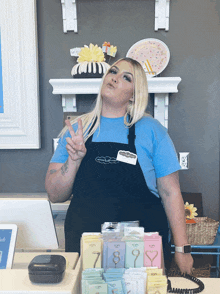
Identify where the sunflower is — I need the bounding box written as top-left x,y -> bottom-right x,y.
184,202 -> 198,219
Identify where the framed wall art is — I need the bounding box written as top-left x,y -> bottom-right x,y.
0,0 -> 40,149
0,29 -> 3,114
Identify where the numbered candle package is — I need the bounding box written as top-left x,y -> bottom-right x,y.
125,240 -> 144,268
81,233 -> 103,271
103,241 -> 126,270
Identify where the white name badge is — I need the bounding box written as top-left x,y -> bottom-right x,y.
117,150 -> 137,165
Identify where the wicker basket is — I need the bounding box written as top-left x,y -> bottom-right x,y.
186,217 -> 219,245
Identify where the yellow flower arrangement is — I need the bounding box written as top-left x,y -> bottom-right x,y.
184,202 -> 198,219
77,43 -> 105,63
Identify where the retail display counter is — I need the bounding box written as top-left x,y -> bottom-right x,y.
1,252 -> 220,293
0,195 -> 220,293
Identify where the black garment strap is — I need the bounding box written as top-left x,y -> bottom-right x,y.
127,115 -> 136,147
85,116 -> 98,145
127,124 -> 136,147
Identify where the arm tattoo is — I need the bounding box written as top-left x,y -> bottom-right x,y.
49,169 -> 57,174
61,160 -> 69,176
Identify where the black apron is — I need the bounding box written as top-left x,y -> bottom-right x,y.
64,121 -> 172,267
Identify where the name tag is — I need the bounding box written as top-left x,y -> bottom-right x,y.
116,150 -> 137,165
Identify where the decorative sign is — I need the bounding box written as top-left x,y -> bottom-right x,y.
126,38 -> 170,78
0,28 -> 3,113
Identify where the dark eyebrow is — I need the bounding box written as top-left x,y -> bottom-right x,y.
112,65 -> 133,77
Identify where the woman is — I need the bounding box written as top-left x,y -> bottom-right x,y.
45,57 -> 193,274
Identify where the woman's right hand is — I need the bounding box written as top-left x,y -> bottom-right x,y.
65,118 -> 87,163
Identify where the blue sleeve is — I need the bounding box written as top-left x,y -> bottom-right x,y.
50,131 -> 70,163
49,123 -> 78,163
153,133 -> 181,178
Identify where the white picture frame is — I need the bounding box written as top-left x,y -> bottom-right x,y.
0,0 -> 40,149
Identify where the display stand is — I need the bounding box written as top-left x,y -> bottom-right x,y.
1,253 -> 220,293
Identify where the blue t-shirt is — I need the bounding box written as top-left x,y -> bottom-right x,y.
50,115 -> 181,198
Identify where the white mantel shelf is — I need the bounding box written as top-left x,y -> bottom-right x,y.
49,77 -> 181,128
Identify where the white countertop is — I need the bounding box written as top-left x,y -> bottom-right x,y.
169,277 -> 220,294
0,252 -> 81,294
0,269 -> 79,294
0,193 -> 70,212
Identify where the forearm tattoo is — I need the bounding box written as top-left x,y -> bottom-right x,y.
61,160 -> 69,176
49,169 -> 57,174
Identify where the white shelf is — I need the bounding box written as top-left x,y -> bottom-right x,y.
49,77 -> 181,128
60,0 -> 171,33
49,77 -> 181,94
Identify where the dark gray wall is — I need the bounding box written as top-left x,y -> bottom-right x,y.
0,0 -> 219,220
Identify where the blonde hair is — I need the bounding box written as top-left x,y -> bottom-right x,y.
59,57 -> 149,141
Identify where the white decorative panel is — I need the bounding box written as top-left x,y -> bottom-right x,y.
155,0 -> 170,31
61,0 -> 77,33
0,0 -> 40,149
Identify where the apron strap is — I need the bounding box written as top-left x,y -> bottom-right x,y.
127,123 -> 136,147
85,116 -> 98,145
127,115 -> 136,147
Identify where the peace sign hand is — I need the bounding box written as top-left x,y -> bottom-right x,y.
65,118 -> 87,163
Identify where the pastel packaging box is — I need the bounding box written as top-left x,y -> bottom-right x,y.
88,283 -> 108,294
144,233 -> 162,268
106,241 -> 125,269
81,234 -> 103,270
125,241 -> 144,268
102,241 -> 108,271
